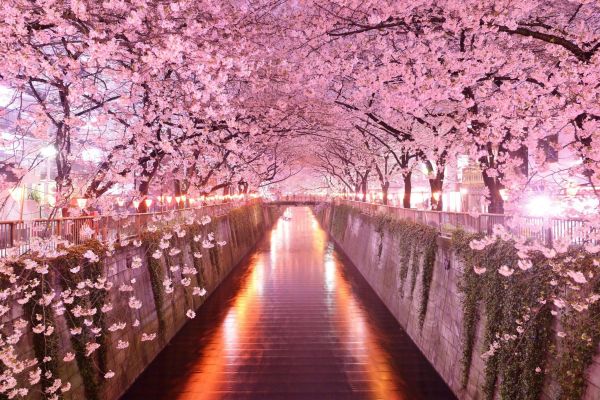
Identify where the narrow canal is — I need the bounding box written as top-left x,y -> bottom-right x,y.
123,207 -> 456,400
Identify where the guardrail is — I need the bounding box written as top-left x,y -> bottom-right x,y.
0,195 -> 591,257
0,200 -> 254,258
334,199 -> 590,245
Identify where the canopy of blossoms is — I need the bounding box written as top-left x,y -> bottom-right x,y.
0,0 -> 599,398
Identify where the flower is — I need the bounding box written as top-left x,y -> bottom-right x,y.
69,266 -> 81,273
517,259 -> 532,271
557,331 -> 566,338
70,327 -> 82,335
193,252 -> 202,259
201,216 -> 211,225
567,270 -> 587,284
131,256 -> 142,269
186,309 -> 196,319
152,250 -> 162,259
473,266 -> 486,275
141,332 -> 157,342
128,296 -> 142,309
119,284 -> 134,292
83,250 -> 99,263
104,371 -> 115,379
553,299 -> 566,308
117,340 -> 129,349
85,342 -> 101,357
469,238 -> 492,251
193,287 -> 207,297
498,265 -> 514,277
108,322 -> 126,332
29,368 -> 41,385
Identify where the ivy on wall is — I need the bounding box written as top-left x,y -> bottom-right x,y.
330,204 -> 438,329
9,258 -> 63,399
140,231 -> 168,338
326,204 -> 600,399
54,239 -> 109,400
0,204 -> 270,400
452,229 -> 600,400
555,279 -> 600,400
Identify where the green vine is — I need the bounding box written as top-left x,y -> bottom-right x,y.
54,239 -> 108,400
452,230 -> 557,400
330,205 -> 438,329
13,259 -> 62,399
140,231 -> 167,337
556,271 -> 600,400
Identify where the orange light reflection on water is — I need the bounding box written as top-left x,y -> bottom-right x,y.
176,207 -> 406,399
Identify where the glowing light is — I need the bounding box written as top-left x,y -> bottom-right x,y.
76,198 -> 87,209
499,189 -> 508,201
181,194 -> 187,203
566,185 -> 578,197
117,198 -> 125,207
81,147 -> 102,162
525,195 -> 562,216
8,187 -> 23,201
39,145 -> 57,158
166,196 -> 173,204
132,199 -> 140,209
144,198 -> 153,208
432,191 -> 441,202
460,187 -> 468,195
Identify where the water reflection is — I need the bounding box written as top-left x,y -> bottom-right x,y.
124,207 -> 456,400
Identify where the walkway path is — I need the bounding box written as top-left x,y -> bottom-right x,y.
123,207 -> 456,399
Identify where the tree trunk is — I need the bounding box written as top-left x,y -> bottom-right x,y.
361,180 -> 367,202
428,176 -> 444,211
382,181 -> 390,205
402,171 -> 412,208
482,172 -> 505,214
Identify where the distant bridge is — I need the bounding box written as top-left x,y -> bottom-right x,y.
266,195 -> 327,205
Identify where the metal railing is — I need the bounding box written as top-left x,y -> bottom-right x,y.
0,194 -> 591,257
0,200 -> 255,258
334,199 -> 590,245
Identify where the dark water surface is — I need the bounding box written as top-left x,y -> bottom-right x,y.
123,207 -> 456,400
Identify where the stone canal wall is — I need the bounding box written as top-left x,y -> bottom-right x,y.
3,203 -> 280,400
314,203 -> 600,400
99,204 -> 281,400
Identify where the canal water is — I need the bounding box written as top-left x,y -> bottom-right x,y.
123,207 -> 456,400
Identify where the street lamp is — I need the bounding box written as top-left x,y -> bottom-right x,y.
132,199 -> 140,209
